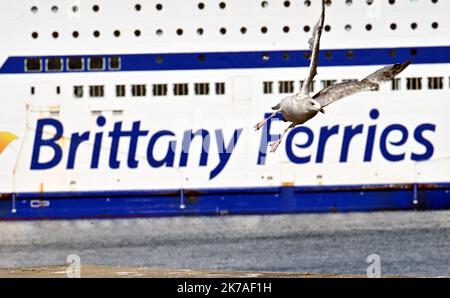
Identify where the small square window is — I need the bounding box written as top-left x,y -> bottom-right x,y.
153,84 -> 168,96
174,83 -> 189,96
131,84 -> 146,97
391,78 -> 401,91
428,77 -> 443,90
88,57 -> 105,70
263,81 -> 273,94
300,80 -> 315,92
109,57 -> 121,70
215,82 -> 225,95
89,85 -> 104,97
279,81 -> 294,94
25,58 -> 42,72
74,86 -> 83,98
46,58 -> 63,71
407,78 -> 422,90
116,85 -> 126,97
195,83 -> 209,95
67,57 -> 84,71
321,80 -> 337,89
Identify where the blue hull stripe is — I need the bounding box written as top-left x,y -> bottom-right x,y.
1,183 -> 449,220
1,46 -> 449,74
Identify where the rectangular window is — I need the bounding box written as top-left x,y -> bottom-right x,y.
428,77 -> 443,90
73,86 -> 83,98
116,85 -> 126,97
300,80 -> 315,92
215,82 -> 226,95
195,83 -> 210,95
88,57 -> 104,70
25,58 -> 42,72
174,83 -> 189,96
263,81 -> 273,94
321,80 -> 337,89
67,57 -> 84,71
342,79 -> 358,83
46,58 -> 63,71
109,57 -> 121,70
407,78 -> 422,90
30,86 -> 35,95
279,81 -> 294,94
153,84 -> 168,96
391,78 -> 401,91
56,86 -> 61,94
132,84 -> 146,97
89,85 -> 104,97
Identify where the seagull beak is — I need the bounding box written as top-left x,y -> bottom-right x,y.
319,108 -> 325,114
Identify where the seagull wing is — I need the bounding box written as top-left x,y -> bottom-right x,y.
300,0 -> 325,95
313,60 -> 412,108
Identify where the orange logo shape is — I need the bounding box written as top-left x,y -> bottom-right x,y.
0,132 -> 18,155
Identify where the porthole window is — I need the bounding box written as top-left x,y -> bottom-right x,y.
67,57 -> 84,71
52,31 -> 59,39
114,30 -> 121,37
72,31 -> 79,38
92,5 -> 99,12
31,6 -> 38,13
135,4 -> 142,11
134,29 -> 141,37
31,32 -> 39,39
156,3 -> 163,10
93,30 -> 100,38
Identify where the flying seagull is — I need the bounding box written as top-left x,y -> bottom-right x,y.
254,0 -> 411,153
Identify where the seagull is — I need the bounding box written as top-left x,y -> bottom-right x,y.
254,0 -> 411,153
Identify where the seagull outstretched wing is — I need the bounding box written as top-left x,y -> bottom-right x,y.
300,0 -> 326,95
313,60 -> 411,108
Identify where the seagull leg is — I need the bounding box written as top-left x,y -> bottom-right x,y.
254,111 -> 278,131
269,123 -> 295,153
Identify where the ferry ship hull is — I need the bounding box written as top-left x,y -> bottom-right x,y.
0,1 -> 449,220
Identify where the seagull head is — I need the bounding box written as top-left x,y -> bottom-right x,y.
309,99 -> 325,114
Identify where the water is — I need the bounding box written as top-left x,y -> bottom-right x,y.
0,210 -> 449,277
